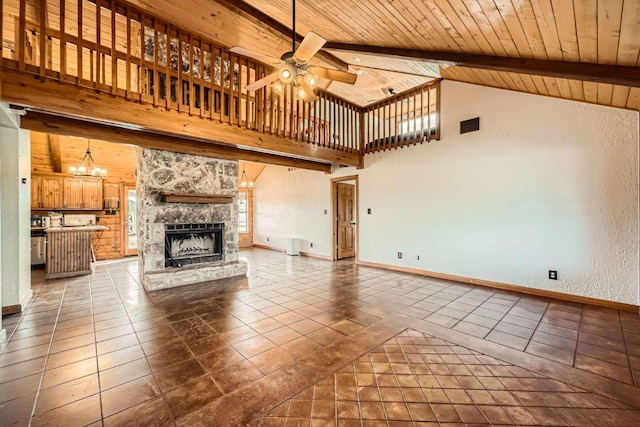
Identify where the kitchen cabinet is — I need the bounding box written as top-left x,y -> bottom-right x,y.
63,177 -> 103,209
31,175 -> 63,209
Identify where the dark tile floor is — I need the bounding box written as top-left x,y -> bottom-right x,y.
0,248 -> 639,426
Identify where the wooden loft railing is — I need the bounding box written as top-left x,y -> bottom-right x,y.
363,81 -> 440,154
0,0 -> 440,165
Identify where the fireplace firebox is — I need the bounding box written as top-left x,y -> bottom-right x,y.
165,223 -> 223,268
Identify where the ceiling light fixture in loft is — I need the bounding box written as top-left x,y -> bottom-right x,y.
230,0 -> 358,103
69,142 -> 107,178
240,164 -> 253,188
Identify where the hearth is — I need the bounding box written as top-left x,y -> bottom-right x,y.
165,223 -> 223,268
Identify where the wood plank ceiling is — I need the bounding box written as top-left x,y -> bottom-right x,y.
94,0 -> 640,110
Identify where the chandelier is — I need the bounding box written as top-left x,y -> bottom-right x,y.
69,142 -> 107,177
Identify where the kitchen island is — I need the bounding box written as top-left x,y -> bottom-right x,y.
45,225 -> 108,279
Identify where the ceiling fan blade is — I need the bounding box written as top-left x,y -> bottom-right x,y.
293,31 -> 326,62
245,72 -> 279,92
229,46 -> 280,66
313,67 -> 358,85
300,80 -> 317,102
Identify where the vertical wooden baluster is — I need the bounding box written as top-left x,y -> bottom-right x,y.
152,20 -> 159,106
177,31 -> 183,111
77,0 -> 84,83
395,99 -> 400,149
257,64 -> 263,132
364,109 -> 369,153
220,49 -> 227,121
111,2 -> 116,93
38,0 -> 46,78
199,40 -> 204,118
208,45 -> 215,120
188,33 -> 193,115
163,25 -> 169,109
420,87 -> 424,142
125,6 -> 131,98
232,54 -> 238,125
384,100 -> 389,151
59,0 -> 66,80
244,58 -> 250,128
138,18 -> 144,101
95,0 -> 101,86
426,86 -> 431,142
435,83 -> 441,140
18,0 -> 25,71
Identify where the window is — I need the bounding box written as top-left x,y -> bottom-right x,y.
238,191 -> 248,233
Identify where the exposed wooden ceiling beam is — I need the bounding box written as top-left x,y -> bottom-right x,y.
0,68 -> 361,167
21,112 -> 332,173
47,134 -> 62,173
214,0 -> 348,72
323,43 -> 640,88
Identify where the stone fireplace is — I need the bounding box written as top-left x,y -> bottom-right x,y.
136,148 -> 247,291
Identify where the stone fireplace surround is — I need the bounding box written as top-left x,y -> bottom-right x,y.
136,148 -> 247,291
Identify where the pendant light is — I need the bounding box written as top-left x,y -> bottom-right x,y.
69,141 -> 107,177
240,164 -> 253,188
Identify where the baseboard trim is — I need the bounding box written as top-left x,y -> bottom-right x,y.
252,245 -> 333,261
299,251 -> 333,261
1,305 -> 21,315
356,260 -> 639,313
252,244 -> 285,252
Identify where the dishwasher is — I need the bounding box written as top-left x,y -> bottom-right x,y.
31,230 -> 46,266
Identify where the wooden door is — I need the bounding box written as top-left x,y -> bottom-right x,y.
337,183 -> 355,259
123,185 -> 138,256
82,178 -> 103,210
63,178 -> 84,209
31,176 -> 42,209
41,177 -> 63,209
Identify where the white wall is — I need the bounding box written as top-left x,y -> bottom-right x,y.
0,108 -> 32,315
254,81 -> 640,305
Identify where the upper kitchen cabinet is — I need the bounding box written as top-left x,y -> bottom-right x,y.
63,177 -> 103,210
31,175 -> 63,210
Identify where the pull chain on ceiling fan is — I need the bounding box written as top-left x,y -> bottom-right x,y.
230,0 -> 358,102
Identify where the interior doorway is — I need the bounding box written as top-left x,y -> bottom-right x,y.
332,175 -> 358,260
123,185 -> 138,256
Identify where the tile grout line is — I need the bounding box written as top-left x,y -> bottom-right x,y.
522,299 -> 551,354
27,279 -> 69,427
617,310 -> 636,387
88,273 -> 106,425
572,304 -> 585,368
104,265 -> 178,426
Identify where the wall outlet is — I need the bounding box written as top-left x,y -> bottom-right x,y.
324,209 -> 327,215
267,237 -> 270,242
549,270 -> 557,280
310,242 -> 313,248
417,255 -> 420,260
397,252 -> 402,259
367,208 -> 372,214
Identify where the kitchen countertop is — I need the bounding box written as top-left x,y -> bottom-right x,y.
45,225 -> 109,233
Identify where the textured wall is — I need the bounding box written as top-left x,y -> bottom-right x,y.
136,148 -> 245,290
254,81 -> 640,304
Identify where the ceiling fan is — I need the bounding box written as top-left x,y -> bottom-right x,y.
229,0 -> 358,102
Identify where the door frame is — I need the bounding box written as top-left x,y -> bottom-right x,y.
121,183 -> 137,257
331,175 -> 359,261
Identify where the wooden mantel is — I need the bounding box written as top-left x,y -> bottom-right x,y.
159,192 -> 234,204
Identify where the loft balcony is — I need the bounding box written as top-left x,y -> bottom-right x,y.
0,0 -> 440,169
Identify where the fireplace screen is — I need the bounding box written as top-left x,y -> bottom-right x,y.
165,223 -> 223,268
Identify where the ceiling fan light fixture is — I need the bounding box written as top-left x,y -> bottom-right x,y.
272,80 -> 284,94
296,85 -> 307,100
278,64 -> 296,84
303,72 -> 318,88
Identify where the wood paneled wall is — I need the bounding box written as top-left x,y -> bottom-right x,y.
30,131 -> 136,260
